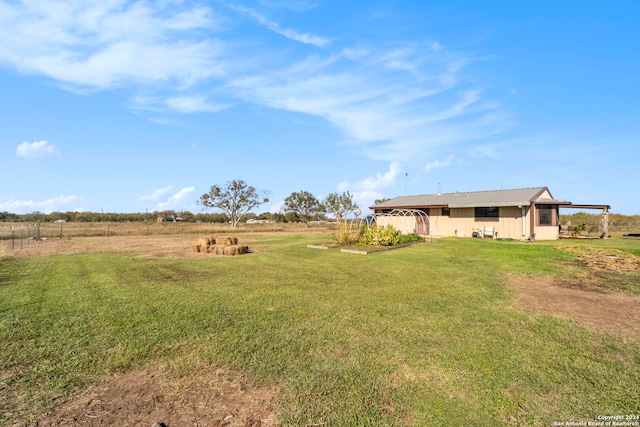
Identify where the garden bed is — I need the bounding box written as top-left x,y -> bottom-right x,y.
308,241 -> 427,254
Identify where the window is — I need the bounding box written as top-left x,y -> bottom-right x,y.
537,204 -> 557,226
475,207 -> 499,221
442,207 -> 450,217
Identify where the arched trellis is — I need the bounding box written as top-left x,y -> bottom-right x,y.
368,209 -> 431,239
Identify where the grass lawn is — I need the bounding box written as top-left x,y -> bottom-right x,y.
1,234 -> 639,426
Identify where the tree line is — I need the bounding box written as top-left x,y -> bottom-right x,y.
1,179 -> 361,228
560,212 -> 640,233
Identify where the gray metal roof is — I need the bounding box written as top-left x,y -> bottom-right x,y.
371,187 -> 571,209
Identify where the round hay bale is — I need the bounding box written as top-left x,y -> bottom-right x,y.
192,245 -> 203,253
197,237 -> 208,247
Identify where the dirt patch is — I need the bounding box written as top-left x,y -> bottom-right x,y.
514,276 -> 640,342
31,363 -> 280,427
513,247 -> 640,342
11,235 -> 259,259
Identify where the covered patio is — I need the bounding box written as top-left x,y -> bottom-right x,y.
559,204 -> 611,239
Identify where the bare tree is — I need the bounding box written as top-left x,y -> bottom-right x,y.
199,179 -> 269,228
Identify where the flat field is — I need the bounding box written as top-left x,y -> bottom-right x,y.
1,231 -> 639,426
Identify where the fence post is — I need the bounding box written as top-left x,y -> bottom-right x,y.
59,221 -> 63,239
12,227 -> 15,251
35,222 -> 41,241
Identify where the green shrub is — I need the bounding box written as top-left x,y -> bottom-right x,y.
398,233 -> 424,244
358,224 -> 400,246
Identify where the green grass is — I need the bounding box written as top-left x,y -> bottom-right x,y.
1,235 -> 639,426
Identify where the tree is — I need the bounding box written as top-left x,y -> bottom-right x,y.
198,179 -> 269,228
283,191 -> 324,227
324,191 -> 358,222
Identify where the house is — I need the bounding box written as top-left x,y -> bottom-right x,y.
370,187 -> 610,241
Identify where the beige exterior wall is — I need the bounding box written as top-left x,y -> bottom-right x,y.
431,206 -> 531,239
533,225 -> 558,240
375,215 -> 421,235
374,204 -> 559,240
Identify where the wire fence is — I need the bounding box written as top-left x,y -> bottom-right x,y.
0,221 -> 333,254
0,224 -> 39,253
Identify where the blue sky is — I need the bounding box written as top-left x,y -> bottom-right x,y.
1,1 -> 639,216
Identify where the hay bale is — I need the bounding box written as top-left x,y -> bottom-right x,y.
216,236 -> 238,246
198,236 -> 218,246
193,235 -> 248,255
221,245 -> 249,255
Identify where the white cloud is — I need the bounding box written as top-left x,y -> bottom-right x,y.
139,186 -> 196,210
336,162 -> 402,213
230,45 -> 506,162
16,140 -> 59,158
165,96 -> 228,114
0,1 -> 508,162
424,155 -> 454,173
157,187 -> 196,209
338,161 -> 401,192
138,186 -> 174,202
0,194 -> 81,214
0,1 -> 225,91
229,5 -> 329,47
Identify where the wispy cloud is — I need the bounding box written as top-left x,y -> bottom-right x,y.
138,186 -> 174,203
230,45 -> 506,162
1,1 -> 508,166
424,155 -> 454,173
0,1 -> 225,91
139,186 -> 195,210
0,194 -> 81,214
16,140 -> 59,158
228,4 -> 329,47
165,96 -> 228,114
158,186 -> 195,210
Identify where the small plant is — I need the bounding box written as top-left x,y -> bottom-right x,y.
333,221 -> 360,245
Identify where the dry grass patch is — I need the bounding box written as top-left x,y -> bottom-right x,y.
558,246 -> 640,273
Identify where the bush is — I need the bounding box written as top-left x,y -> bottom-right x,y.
333,221 -> 360,245
398,233 -> 424,244
358,225 -> 400,246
